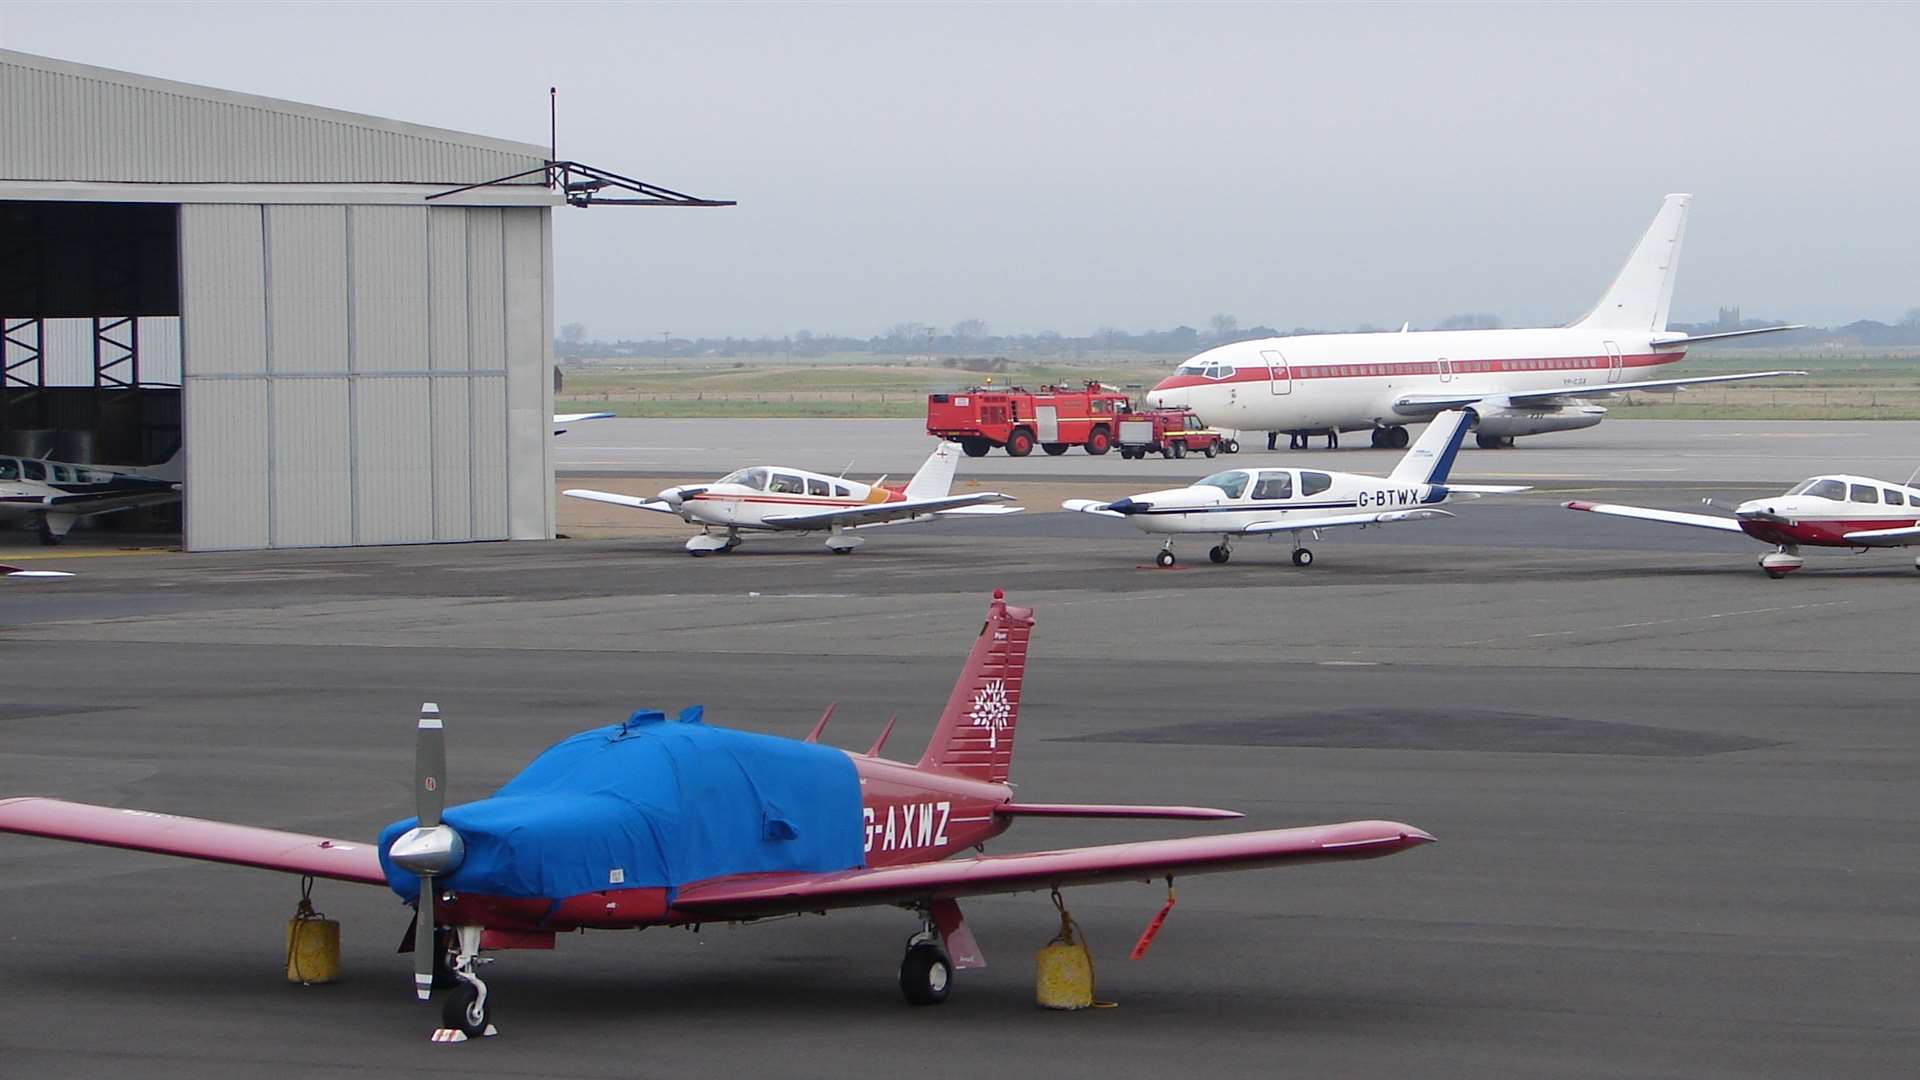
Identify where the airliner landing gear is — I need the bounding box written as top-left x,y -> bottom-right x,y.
1155,540 -> 1177,568
1760,546 -> 1804,579
1291,546 -> 1314,567
434,925 -> 496,1042
1370,426 -> 1410,449
1476,433 -> 1516,449
1208,539 -> 1232,564
900,925 -> 953,1006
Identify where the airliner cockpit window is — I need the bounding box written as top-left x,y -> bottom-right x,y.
720,468 -> 769,490
1802,479 -> 1844,500
0,459 -> 17,481
1195,471 -> 1249,499
1214,365 -> 1234,378
1849,484 -> 1879,504
1301,471 -> 1333,496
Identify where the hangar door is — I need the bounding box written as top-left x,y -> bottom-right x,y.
178,204 -> 552,550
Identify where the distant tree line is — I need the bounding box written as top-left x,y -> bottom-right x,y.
556,308 -> 1920,360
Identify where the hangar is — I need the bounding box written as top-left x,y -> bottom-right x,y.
0,48 -> 725,551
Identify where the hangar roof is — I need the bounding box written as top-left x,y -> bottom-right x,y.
1,49 -> 556,204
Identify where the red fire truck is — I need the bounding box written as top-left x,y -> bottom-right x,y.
926,381 -> 1134,456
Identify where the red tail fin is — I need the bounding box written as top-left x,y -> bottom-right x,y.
917,590 -> 1033,783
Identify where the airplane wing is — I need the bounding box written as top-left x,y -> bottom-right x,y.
1841,524 -> 1920,545
554,412 -> 614,435
1240,508 -> 1453,534
760,493 -> 1021,529
0,797 -> 389,886
29,485 -> 181,517
1563,500 -> 1747,533
671,820 -> 1433,919
1393,370 -> 1806,415
993,803 -> 1243,821
2,564 -> 76,578
561,488 -> 679,514
1061,499 -> 1127,518
1438,484 -> 1532,496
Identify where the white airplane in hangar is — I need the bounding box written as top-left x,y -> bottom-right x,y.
0,450 -> 180,545
1063,409 -> 1527,567
564,439 -> 1023,555
1145,194 -> 1805,450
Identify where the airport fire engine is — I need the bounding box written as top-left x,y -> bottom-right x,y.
926,381 -> 1133,457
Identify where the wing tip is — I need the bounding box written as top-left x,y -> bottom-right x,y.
1564,500 -> 1596,511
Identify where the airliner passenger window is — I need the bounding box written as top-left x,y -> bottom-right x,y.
770,473 -> 804,495
0,459 -> 16,481
1195,471 -> 1248,499
1849,484 -> 1878,504
1252,471 -> 1292,500
807,478 -> 829,496
22,460 -> 46,481
1301,471 -> 1332,496
1803,479 -> 1844,500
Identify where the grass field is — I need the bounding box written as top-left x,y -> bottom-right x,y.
556,349 -> 1920,421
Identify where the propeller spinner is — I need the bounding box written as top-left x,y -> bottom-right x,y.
387,703 -> 464,1000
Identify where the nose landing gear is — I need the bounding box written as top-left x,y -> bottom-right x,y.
1759,546 -> 1803,579
430,925 -> 497,1043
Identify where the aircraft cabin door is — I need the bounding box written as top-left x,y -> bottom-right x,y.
1438,357 -> 1453,383
1262,350 -> 1291,395
1604,341 -> 1623,383
1036,405 -> 1060,443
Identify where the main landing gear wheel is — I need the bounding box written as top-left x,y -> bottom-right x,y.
1208,545 -> 1231,564
1292,547 -> 1314,567
1388,426 -> 1410,449
1475,433 -> 1515,449
1155,549 -> 1177,568
900,941 -> 953,1006
441,981 -> 493,1038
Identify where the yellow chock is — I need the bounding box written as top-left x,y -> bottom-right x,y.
1035,889 -> 1095,1010
285,877 -> 341,985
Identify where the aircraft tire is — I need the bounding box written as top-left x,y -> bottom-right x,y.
1208,545 -> 1230,564
1155,550 -> 1176,568
441,982 -> 492,1038
1292,547 -> 1314,567
1223,438 -> 1240,454
900,942 -> 953,1006
1370,428 -> 1386,448
1389,427 -> 1411,449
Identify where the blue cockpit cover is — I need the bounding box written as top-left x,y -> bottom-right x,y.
378,707 -> 864,902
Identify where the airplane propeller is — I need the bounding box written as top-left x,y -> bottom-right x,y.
1703,496 -> 1794,526
387,703 -> 465,1001
658,485 -> 708,509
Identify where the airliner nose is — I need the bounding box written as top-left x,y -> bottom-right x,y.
1146,381 -> 1183,409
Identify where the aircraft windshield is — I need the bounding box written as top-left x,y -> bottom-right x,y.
1195,471 -> 1249,498
1799,478 -> 1844,500
719,468 -> 768,490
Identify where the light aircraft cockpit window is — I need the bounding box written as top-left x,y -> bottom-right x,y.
1252,471 -> 1293,500
1784,480 -> 1814,496
835,484 -> 851,498
807,478 -> 829,496
0,459 -> 17,481
1849,484 -> 1879,504
1802,479 -> 1844,500
1883,489 -> 1902,505
1300,471 -> 1333,496
1910,492 -> 1920,507
52,464 -> 73,482
21,460 -> 46,481
1194,471 -> 1249,499
720,468 -> 769,490
769,473 -> 805,495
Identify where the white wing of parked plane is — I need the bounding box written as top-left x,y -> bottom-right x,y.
561,488 -> 678,514
761,493 -> 1022,529
1242,508 -> 1454,534
1061,499 -> 1127,518
1394,369 -> 1808,415
553,412 -> 614,435
1841,524 -> 1920,545
1562,500 -> 1746,532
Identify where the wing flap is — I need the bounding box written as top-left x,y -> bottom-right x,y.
671,820 -> 1433,918
561,488 -> 678,514
0,797 -> 388,886
1563,500 -> 1746,533
1241,509 -> 1453,534
761,492 -> 1016,528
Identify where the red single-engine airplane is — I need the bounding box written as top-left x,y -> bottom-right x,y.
0,591 -> 1433,1042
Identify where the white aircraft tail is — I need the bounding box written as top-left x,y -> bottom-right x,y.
904,440 -> 961,500
1387,411 -> 1473,486
1569,193 -> 1689,333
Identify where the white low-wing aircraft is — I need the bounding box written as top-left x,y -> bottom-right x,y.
553,412 -> 613,435
1145,195 -> 1804,448
565,440 -> 1023,555
0,450 -> 181,545
1565,474 -> 1920,578
1063,410 -> 1527,567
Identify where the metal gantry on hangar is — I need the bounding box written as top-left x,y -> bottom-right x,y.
0,48 -> 727,551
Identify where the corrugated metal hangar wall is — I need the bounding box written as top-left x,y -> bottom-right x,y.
1,48 -> 559,550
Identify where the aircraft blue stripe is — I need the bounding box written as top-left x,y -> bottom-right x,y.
1423,417 -> 1469,484
1135,500 -> 1360,516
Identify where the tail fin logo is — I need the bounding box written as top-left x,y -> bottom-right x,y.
968,679 -> 1013,749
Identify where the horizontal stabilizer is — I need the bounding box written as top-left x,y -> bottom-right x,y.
1653,325 -> 1804,347
994,803 -> 1244,821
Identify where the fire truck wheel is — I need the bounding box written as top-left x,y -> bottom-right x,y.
1208,545 -> 1230,564
1171,442 -> 1186,459
1155,550 -> 1176,568
1042,442 -> 1069,456
1006,428 -> 1035,457
960,438 -> 991,458
1159,446 -> 1172,459
1085,428 -> 1112,455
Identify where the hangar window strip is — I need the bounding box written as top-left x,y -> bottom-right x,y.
426,161 -> 735,209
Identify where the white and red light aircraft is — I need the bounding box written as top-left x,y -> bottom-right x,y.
0,592 -> 1433,1040
1145,194 -> 1804,449
564,439 -> 1022,555
1565,475 -> 1920,577
1065,409 -> 1527,566
0,449 -> 181,545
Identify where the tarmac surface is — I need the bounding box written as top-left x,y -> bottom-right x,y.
3,422 -> 1918,1078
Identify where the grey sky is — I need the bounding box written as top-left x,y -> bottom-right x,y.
4,1 -> 1916,339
